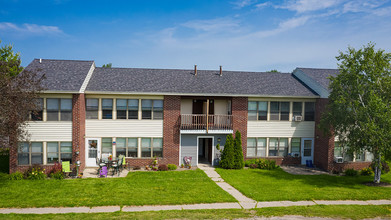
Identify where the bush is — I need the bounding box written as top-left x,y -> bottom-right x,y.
220,134 -> 235,169
344,168 -> 358,176
370,161 -> 390,174
158,164 -> 168,171
24,165 -> 46,180
360,167 -> 373,176
233,130 -> 244,169
50,171 -> 64,180
167,164 -> 177,170
249,164 -> 258,169
49,163 -> 62,175
9,171 -> 24,180
245,159 -> 257,167
133,166 -> 141,170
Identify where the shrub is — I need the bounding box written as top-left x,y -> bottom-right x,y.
245,159 -> 257,167
360,167 -> 373,176
24,165 -> 46,180
50,171 -> 64,180
370,161 -> 390,174
233,130 -> 244,169
249,164 -> 258,169
220,134 -> 235,169
49,163 -> 62,175
167,164 -> 177,170
133,166 -> 141,170
158,164 -> 168,171
9,171 -> 24,180
344,168 -> 358,176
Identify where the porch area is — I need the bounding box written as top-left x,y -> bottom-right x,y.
180,114 -> 233,133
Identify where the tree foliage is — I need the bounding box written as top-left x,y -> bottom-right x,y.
0,41 -> 43,150
233,130 -> 244,169
102,63 -> 112,68
220,134 -> 235,169
321,43 -> 391,183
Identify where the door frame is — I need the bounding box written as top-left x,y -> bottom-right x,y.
85,138 -> 101,167
301,138 -> 314,165
196,136 -> 214,166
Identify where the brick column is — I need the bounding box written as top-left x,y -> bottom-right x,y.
8,136 -> 17,173
162,96 -> 181,165
232,97 -> 248,157
72,94 -> 86,173
314,98 -> 334,171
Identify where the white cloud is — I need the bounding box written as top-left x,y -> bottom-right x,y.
251,15 -> 310,38
0,22 -> 63,35
255,2 -> 271,9
181,18 -> 241,33
232,0 -> 258,9
276,0 -> 342,13
372,5 -> 391,16
343,0 -> 386,13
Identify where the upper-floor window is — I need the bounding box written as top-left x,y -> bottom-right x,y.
30,98 -> 43,121
248,101 -> 268,121
304,102 -> 315,121
18,142 -> 43,165
102,99 -> 113,119
86,98 -> 99,119
116,99 -> 139,120
142,100 -> 163,120
270,102 -> 290,121
47,98 -> 72,121
292,102 -> 302,119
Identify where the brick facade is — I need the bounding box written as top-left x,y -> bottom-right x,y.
72,93 -> 86,173
232,97 -> 248,157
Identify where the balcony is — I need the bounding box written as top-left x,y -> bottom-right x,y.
180,114 -> 233,134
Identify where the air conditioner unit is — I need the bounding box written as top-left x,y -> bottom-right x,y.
335,157 -> 344,163
294,116 -> 303,122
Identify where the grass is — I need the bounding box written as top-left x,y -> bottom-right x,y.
0,169 -> 236,208
216,168 -> 391,201
0,205 -> 390,219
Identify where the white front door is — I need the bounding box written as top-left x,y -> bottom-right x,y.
85,138 -> 101,167
301,138 -> 314,165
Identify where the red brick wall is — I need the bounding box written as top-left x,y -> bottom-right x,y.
245,156 -> 301,165
314,98 -> 335,171
72,94 -> 86,173
332,162 -> 371,173
232,97 -> 248,158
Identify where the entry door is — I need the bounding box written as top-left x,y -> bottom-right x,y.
301,138 -> 314,165
85,138 -> 101,167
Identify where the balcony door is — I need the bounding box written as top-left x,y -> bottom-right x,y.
192,99 -> 214,115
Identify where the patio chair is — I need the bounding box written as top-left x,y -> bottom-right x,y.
184,156 -> 192,168
122,156 -> 128,171
99,166 -> 108,178
96,158 -> 107,175
112,156 -> 123,176
62,161 -> 71,176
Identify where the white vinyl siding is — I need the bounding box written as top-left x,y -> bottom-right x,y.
85,120 -> 163,137
247,121 -> 315,138
24,122 -> 72,141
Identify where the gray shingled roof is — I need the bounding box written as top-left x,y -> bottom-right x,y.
85,67 -> 318,97
297,68 -> 340,91
24,59 -> 94,91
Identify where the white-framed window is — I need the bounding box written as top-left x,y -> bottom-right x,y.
246,138 -> 267,157
291,138 -> 301,155
304,102 -> 315,121
270,102 -> 290,121
292,102 -> 302,119
86,98 -> 99,119
116,138 -> 138,157
334,142 -> 372,162
248,101 -> 268,121
102,138 -> 113,154
30,98 -> 43,121
116,99 -> 139,120
141,137 -> 163,158
142,100 -> 163,120
47,142 -> 72,164
268,138 -> 288,157
47,98 -> 72,121
102,99 -> 113,119
18,142 -> 43,165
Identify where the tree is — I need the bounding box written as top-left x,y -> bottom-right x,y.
269,69 -> 279,73
102,63 -> 112,68
0,41 -> 43,159
321,43 -> 391,183
233,130 -> 244,169
220,134 -> 235,169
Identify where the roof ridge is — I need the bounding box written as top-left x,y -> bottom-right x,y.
34,58 -> 94,62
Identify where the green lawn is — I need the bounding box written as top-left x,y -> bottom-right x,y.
216,168 -> 391,201
0,205 -> 390,219
0,169 -> 236,208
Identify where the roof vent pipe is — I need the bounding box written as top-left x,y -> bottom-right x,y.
194,65 -> 197,76
219,65 -> 222,76
39,58 -> 42,63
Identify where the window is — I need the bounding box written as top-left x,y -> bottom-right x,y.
248,101 -> 267,121
247,138 -> 256,157
115,138 -> 138,157
86,98 -> 99,119
268,138 -> 288,157
334,142 -> 353,161
270,102 -> 290,121
47,98 -> 72,121
102,99 -> 113,119
141,138 -> 163,158
30,98 -> 43,121
18,142 -> 43,165
257,138 -> 267,157
293,102 -> 302,119
116,99 -> 139,120
47,142 -> 72,164
291,138 -> 301,155
304,102 -> 315,121
102,138 -> 112,154
142,100 -> 163,120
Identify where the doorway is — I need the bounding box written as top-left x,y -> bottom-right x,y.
301,138 -> 314,165
198,137 -> 213,164
85,138 -> 101,167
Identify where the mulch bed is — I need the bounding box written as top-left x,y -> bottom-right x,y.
363,182 -> 391,187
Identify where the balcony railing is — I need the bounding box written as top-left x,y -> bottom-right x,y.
180,114 -> 233,132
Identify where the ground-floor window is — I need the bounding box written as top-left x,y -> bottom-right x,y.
334,142 -> 372,162
141,138 -> 163,158
18,142 -> 43,165
116,138 -> 138,158
247,138 -> 266,157
102,138 -> 113,154
247,137 -> 303,158
47,142 -> 72,164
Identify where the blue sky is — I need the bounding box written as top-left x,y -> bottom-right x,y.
1,0 -> 391,72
